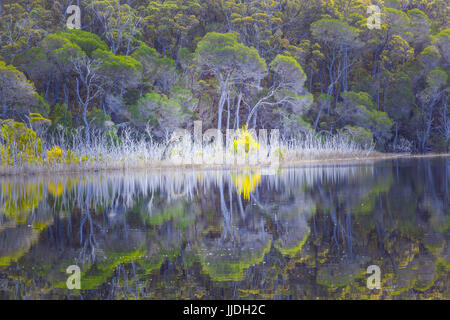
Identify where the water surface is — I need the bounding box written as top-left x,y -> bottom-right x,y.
0,157 -> 449,299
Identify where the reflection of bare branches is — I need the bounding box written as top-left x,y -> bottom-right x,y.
79,198 -> 98,265
219,183 -> 233,243
106,262 -> 141,300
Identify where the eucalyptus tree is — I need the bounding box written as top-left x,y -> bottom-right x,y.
132,91 -> 191,138
132,43 -> 179,95
0,0 -> 50,61
225,0 -> 285,60
141,0 -> 201,57
92,48 -> 142,114
336,91 -> 393,147
90,0 -> 142,55
194,32 -> 267,131
358,7 -> 411,109
406,9 -> 432,52
246,54 -> 313,134
384,72 -> 414,147
433,29 -> 450,66
416,67 -> 448,152
310,19 -> 361,105
0,60 -> 41,119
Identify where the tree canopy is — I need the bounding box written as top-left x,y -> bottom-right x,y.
0,0 -> 448,152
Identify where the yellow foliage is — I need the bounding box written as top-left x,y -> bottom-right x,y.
1,182 -> 43,224
233,125 -> 259,155
48,181 -> 64,197
65,149 -> 79,165
232,169 -> 261,200
46,145 -> 64,164
0,119 -> 43,166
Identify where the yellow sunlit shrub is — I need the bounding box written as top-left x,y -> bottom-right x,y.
46,145 -> 64,164
233,125 -> 259,155
0,119 -> 43,166
81,155 -> 89,163
65,149 -> 79,165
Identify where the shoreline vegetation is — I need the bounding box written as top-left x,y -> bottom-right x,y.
0,116 -> 448,177
2,153 -> 448,177
0,114 -> 450,177
1,2 -> 449,177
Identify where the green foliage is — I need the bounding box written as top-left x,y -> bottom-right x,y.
340,125 -> 374,147
341,91 -> 375,110
49,103 -> 73,129
426,67 -> 448,89
88,107 -> 111,128
0,60 -> 41,117
195,32 -> 267,79
105,128 -> 122,147
311,19 -> 360,47
58,30 -> 108,57
94,49 -> 142,74
132,91 -> 190,136
337,92 -> 393,146
367,110 -> 394,146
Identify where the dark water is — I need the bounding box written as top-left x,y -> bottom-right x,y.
0,157 -> 448,300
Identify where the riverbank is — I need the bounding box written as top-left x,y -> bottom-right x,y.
1,152 -> 448,177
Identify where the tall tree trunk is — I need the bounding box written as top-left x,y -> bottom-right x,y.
44,75 -> 51,101
217,87 -> 227,131
217,76 -> 230,131
83,101 -> 90,143
76,77 -> 91,143
55,74 -> 61,105
63,82 -> 69,110
393,122 -> 398,148
1,89 -> 7,118
314,105 -> 323,130
234,92 -> 242,129
343,48 -> 348,93
226,94 -> 231,131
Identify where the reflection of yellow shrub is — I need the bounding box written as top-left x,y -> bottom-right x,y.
1,182 -> 43,224
232,170 -> 261,200
48,181 -> 64,197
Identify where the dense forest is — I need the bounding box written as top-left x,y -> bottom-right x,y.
0,0 -> 449,156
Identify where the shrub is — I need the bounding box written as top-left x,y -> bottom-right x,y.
46,145 -> 64,164
340,126 -> 374,147
0,119 -> 43,166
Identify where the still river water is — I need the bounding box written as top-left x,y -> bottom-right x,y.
0,157 -> 448,299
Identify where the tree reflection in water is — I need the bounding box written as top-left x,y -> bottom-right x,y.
0,158 -> 448,299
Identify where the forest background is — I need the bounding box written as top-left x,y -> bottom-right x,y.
0,0 -> 448,161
